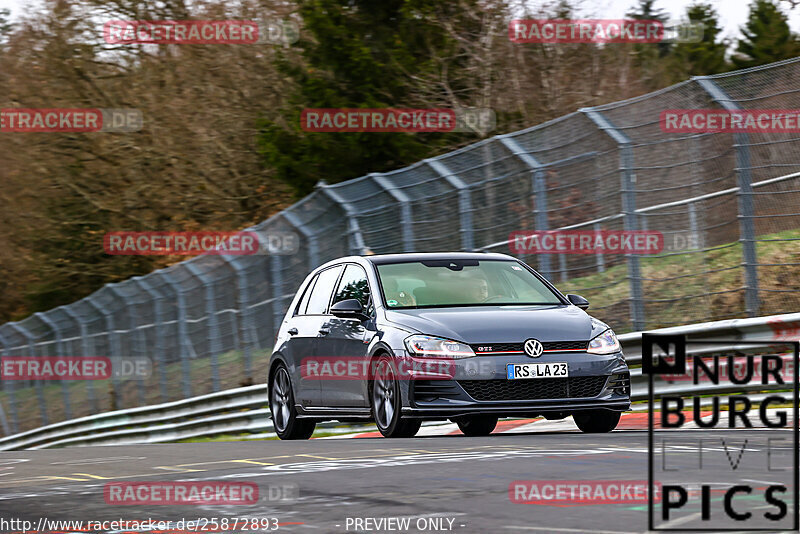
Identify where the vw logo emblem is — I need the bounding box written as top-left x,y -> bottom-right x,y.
524,339 -> 544,358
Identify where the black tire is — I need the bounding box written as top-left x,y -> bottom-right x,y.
270,365 -> 315,440
456,415 -> 498,436
370,355 -> 421,438
573,410 -> 621,433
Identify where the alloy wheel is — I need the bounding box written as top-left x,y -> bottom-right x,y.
271,367 -> 292,433
372,359 -> 397,429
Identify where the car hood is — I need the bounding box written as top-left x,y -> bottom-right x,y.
383,304 -> 595,343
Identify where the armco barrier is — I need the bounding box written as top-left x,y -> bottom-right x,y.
0,312 -> 797,450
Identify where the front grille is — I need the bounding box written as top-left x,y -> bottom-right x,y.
470,340 -> 589,353
544,340 -> 590,351
458,376 -> 608,401
570,376 -> 608,397
470,342 -> 522,353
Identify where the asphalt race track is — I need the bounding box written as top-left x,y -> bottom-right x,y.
0,423 -> 795,534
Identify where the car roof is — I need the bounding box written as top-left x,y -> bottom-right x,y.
364,252 -> 516,265
311,252 -> 517,272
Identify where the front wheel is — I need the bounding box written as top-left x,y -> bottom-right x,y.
455,415 -> 498,436
371,356 -> 421,438
270,365 -> 315,440
573,410 -> 621,433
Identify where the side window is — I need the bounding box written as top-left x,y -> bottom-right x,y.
332,264 -> 371,310
305,266 -> 343,315
295,274 -> 318,315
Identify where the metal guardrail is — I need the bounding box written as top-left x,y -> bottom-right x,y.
622,313 -> 798,401
0,384 -> 270,450
0,312 -> 797,451
618,311 -> 800,365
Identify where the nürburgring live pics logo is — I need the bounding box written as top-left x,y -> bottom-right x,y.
643,333 -> 799,531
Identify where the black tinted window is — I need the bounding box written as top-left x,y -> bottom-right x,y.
305,266 -> 343,314
332,264 -> 371,310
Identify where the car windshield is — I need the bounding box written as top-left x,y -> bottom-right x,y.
376,259 -> 563,309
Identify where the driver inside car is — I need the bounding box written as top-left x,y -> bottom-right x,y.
470,277 -> 489,302
383,276 -> 416,307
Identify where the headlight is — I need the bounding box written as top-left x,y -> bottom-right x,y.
587,329 -> 620,355
404,335 -> 475,359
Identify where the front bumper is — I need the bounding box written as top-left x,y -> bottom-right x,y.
394,349 -> 630,418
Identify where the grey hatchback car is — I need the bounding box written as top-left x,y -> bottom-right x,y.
268,252 -> 630,439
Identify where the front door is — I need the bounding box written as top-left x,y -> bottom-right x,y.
291,265 -> 343,408
318,264 -> 375,407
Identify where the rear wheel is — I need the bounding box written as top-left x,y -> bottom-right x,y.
371,356 -> 421,438
270,365 -> 315,440
455,415 -> 498,436
573,410 -> 620,433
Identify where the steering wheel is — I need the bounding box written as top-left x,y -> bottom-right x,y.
482,295 -> 508,303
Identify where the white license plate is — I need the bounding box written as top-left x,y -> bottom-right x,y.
507,362 -> 568,380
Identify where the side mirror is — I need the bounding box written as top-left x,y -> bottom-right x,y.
330,299 -> 369,320
567,294 -> 590,310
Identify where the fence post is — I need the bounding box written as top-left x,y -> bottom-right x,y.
269,254 -> 286,340
8,323 -> 48,426
35,313 -> 71,420
688,203 -> 700,248
425,159 -> 475,251
185,263 -> 222,393
317,182 -> 368,255
0,332 -> 19,434
160,272 -> 193,399
581,108 -> 645,331
219,256 -> 253,381
558,253 -> 568,281
593,222 -> 605,273
695,76 -> 760,316
85,296 -> 123,411
370,172 -> 415,252
497,135 -> 552,278
282,211 -> 320,268
106,285 -> 146,406
133,278 -> 168,403
0,397 -> 9,437
62,306 -> 99,413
